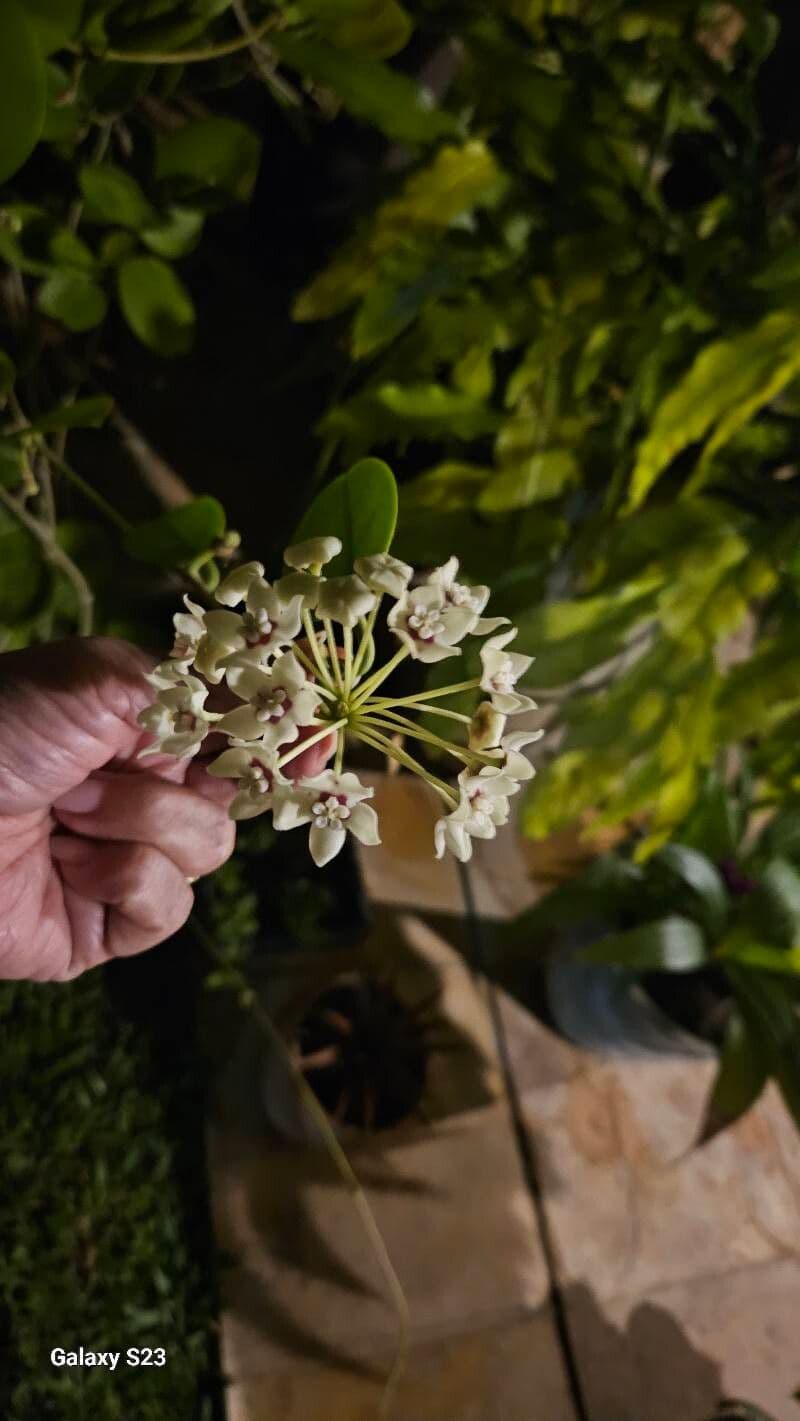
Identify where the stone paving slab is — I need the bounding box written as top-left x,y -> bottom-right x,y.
225,1309 -> 577,1421
566,1261 -> 800,1421
522,1062 -> 800,1303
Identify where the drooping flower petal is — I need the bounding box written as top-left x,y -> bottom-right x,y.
215,561 -> 265,608
283,536 -> 342,571
316,574 -> 376,628
498,728 -> 544,782
479,629 -> 536,714
354,553 -> 413,600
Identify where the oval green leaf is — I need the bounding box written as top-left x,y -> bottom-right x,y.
37,271 -> 108,332
580,915 -> 708,972
696,1008 -> 767,1148
0,0 -> 46,182
117,256 -> 195,356
123,496 -> 226,567
291,458 -> 398,577
79,163 -> 158,230
154,117 -> 261,200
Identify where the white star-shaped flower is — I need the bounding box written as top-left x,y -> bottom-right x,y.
434,766 -> 519,862
207,744 -> 291,821
426,556 -> 508,635
223,577 -> 304,672
272,769 -> 380,866
138,674 -> 216,759
217,651 -> 320,749
479,629 -> 537,713
387,585 -> 477,663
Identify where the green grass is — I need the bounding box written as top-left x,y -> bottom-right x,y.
0,959 -> 219,1420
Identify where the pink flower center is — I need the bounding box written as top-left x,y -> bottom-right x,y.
243,609 -> 274,646
254,688 -> 288,723
408,603 -> 445,642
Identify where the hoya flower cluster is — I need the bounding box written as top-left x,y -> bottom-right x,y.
138,539 -> 542,867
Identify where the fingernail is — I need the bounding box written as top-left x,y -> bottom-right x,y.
54,779 -> 105,815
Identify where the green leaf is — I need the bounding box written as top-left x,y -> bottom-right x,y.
652,843 -> 729,942
290,458 -> 397,578
123,496 -> 225,567
580,915 -> 708,971
141,206 -> 203,259
728,964 -> 800,1130
154,117 -> 261,200
28,396 -> 114,433
478,449 -> 579,512
296,0 -> 412,57
751,245 -> 800,290
26,0 -> 83,55
505,854 -> 646,944
749,859 -> 800,949
0,0 -> 46,182
0,349 -> 15,396
696,1008 -> 767,1147
0,507 -> 46,622
79,164 -> 158,229
117,256 -> 195,356
627,311 -> 800,510
37,271 -> 108,331
271,34 -> 458,144
675,768 -> 741,861
376,382 -> 500,440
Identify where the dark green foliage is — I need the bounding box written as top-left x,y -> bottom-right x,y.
0,969 -> 217,1420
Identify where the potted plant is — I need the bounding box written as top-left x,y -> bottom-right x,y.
505,765 -> 800,1143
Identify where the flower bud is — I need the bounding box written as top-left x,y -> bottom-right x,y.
283,536 -> 342,571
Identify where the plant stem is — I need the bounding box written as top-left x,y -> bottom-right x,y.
351,645 -> 409,707
0,485 -> 94,635
47,450 -> 131,532
302,610 -> 334,690
352,725 -> 457,807
334,729 -> 345,774
385,703 -> 472,726
277,718 -> 346,770
292,643 -> 336,698
187,917 -> 409,1421
342,624 -> 354,697
322,618 -> 344,694
96,13 -> 276,64
367,678 -> 480,712
361,710 -> 482,768
351,600 -> 380,682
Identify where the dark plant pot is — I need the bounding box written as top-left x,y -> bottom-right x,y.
545,925 -> 716,1059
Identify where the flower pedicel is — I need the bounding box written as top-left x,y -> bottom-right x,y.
138,537 -> 542,866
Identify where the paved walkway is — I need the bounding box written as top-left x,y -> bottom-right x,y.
209,775 -> 800,1420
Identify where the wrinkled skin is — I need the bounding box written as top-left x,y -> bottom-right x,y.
0,638 -> 333,982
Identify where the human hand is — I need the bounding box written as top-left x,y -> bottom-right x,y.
0,637 -> 333,982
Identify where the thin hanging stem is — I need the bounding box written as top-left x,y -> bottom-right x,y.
188,917 -> 409,1421
47,450 -> 131,532
0,485 -> 94,635
366,678 -> 480,713
277,718 -> 346,769
351,645 -> 409,707
96,13 -> 276,64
